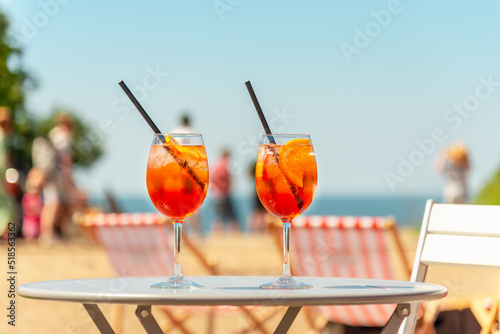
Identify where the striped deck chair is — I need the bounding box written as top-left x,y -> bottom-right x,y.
269,215 -> 411,331
81,212 -> 276,334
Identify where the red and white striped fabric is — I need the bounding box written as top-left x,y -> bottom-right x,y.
85,213 -> 173,277
290,215 -> 398,328
293,215 -> 391,229
83,212 -> 167,227
84,213 -> 255,317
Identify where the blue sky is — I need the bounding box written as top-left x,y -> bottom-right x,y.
1,0 -> 500,199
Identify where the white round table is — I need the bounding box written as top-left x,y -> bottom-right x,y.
19,276 -> 447,333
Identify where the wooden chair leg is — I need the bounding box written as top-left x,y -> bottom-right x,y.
110,304 -> 124,334
415,302 -> 439,334
236,307 -> 283,334
471,297 -> 499,334
158,307 -> 192,334
303,307 -> 328,333
238,306 -> 270,334
207,306 -> 215,334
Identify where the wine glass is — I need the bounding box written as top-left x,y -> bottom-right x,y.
146,133 -> 209,288
255,134 -> 317,289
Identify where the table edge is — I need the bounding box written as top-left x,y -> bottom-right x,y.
18,276 -> 448,306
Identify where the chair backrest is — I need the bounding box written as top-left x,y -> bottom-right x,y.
399,199 -> 500,334
81,212 -> 174,277
277,215 -> 410,327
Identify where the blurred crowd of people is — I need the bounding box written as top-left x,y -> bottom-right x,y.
0,107 -> 86,244
1,109 -> 472,243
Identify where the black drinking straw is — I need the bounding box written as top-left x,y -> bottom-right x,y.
119,80 -> 204,188
119,80 -> 162,134
245,80 -> 303,209
245,81 -> 276,144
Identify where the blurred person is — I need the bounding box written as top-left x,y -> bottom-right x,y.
171,114 -> 196,133
211,149 -> 239,232
33,112 -> 77,244
0,107 -> 15,238
21,167 -> 44,240
247,160 -> 267,232
435,141 -> 470,204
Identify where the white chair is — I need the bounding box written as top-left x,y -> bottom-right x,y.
399,199 -> 500,334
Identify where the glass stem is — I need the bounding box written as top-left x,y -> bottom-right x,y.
281,219 -> 292,278
173,220 -> 183,277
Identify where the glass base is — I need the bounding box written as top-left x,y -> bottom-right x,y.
151,275 -> 203,289
259,276 -> 312,290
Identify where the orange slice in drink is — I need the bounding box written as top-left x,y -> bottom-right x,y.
183,147 -> 208,184
278,139 -> 311,188
165,135 -> 180,146
164,135 -> 198,164
164,135 -> 208,186
164,135 -> 181,154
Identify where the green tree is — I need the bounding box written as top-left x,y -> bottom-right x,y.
0,11 -> 34,171
1,10 -> 102,171
0,12 -> 27,111
474,165 -> 500,205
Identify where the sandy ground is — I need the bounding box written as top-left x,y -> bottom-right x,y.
1,228 -> 500,334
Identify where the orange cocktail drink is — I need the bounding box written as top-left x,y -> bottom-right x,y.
255,134 -> 317,289
146,133 -> 208,289
147,138 -> 208,219
256,138 -> 317,219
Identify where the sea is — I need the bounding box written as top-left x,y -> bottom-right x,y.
90,194 -> 441,233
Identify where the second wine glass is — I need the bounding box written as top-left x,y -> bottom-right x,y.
146,133 -> 209,289
255,134 -> 317,289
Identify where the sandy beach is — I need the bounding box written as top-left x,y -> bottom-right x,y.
2,228 -> 500,334
5,232 -> 304,334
